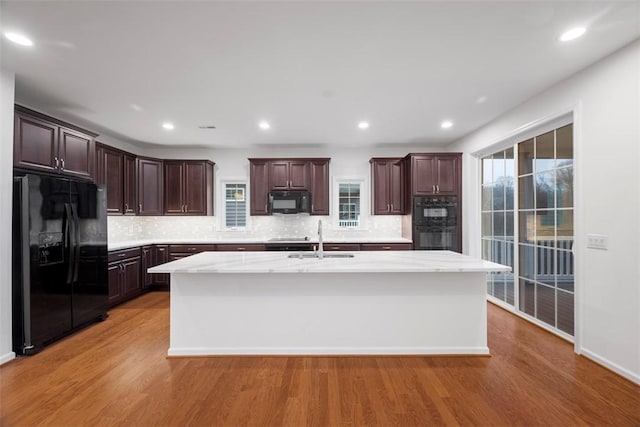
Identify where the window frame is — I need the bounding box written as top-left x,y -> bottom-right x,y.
333,177 -> 368,230
221,180 -> 249,231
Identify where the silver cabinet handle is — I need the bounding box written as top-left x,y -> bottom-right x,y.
382,246 -> 391,250
432,185 -> 435,193
237,247 -> 246,251
60,158 -> 65,170
390,203 -> 394,210
139,204 -> 142,212
436,185 -> 440,193
124,203 -> 128,211
54,157 -> 59,169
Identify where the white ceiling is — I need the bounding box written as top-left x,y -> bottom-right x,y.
1,1 -> 639,149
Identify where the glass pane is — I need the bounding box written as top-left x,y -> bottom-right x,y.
557,290 -> 574,335
535,171 -> 555,209
556,124 -> 573,167
482,213 -> 493,238
486,274 -> 493,295
482,238 -> 492,261
556,209 -> 573,251
492,181 -> 505,211
505,178 -> 514,210
556,250 -> 574,292
493,152 -> 505,182
519,175 -> 534,210
536,284 -> 556,327
492,240 -> 507,265
505,242 -> 515,270
492,212 -> 505,239
505,148 -> 515,178
535,131 -> 555,172
506,275 -> 515,305
493,274 -> 506,301
519,211 -> 535,243
482,157 -> 493,184
518,138 -> 534,175
535,210 -> 555,245
482,185 -> 493,211
519,244 -> 535,280
536,246 -> 555,286
556,167 -> 573,208
519,279 -> 535,316
505,212 -> 514,239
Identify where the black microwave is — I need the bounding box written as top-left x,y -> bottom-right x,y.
269,190 -> 311,215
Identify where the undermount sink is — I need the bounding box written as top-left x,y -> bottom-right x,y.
288,252 -> 355,259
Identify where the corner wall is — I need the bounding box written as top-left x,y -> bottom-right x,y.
449,40 -> 640,384
0,68 -> 16,364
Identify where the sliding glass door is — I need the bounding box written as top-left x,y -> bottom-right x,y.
482,124 -> 574,337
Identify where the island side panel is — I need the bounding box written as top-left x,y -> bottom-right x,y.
168,271 -> 488,356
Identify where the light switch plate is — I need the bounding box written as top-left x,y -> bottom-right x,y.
587,234 -> 608,250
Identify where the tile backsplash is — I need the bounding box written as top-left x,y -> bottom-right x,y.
108,215 -> 402,242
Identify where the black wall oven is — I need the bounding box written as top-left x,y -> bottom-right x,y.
413,196 -> 460,252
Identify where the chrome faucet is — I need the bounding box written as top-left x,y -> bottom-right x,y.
317,219 -> 324,259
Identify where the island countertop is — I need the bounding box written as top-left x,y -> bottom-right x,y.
148,250 -> 510,274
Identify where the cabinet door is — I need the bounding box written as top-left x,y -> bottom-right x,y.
389,160 -> 404,214
310,160 -> 329,215
103,148 -> 124,214
123,155 -> 137,214
250,160 -> 270,215
288,161 -> 309,190
95,144 -> 105,186
163,161 -> 185,215
13,112 -> 59,173
184,161 -> 207,215
270,161 -> 290,190
108,262 -> 122,306
371,160 -> 391,214
411,156 -> 436,195
121,257 -> 142,297
434,155 -> 459,195
141,246 -> 154,288
138,158 -> 163,215
153,245 -> 170,285
58,127 -> 94,179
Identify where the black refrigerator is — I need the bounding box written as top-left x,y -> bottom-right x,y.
12,172 -> 108,355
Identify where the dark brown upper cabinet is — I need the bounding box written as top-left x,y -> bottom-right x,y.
14,106 -> 96,180
96,143 -> 137,215
249,159 -> 270,216
249,158 -> 330,216
309,160 -> 330,215
405,153 -> 461,196
370,158 -> 404,215
269,160 -> 309,190
163,160 -> 214,216
138,157 -> 164,216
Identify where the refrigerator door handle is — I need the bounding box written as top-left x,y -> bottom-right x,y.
15,177 -> 34,352
64,203 -> 76,284
71,204 -> 80,282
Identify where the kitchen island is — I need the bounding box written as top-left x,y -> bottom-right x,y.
148,251 -> 510,356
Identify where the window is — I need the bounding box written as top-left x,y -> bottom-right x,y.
481,123 -> 574,338
224,183 -> 246,229
338,183 -> 361,228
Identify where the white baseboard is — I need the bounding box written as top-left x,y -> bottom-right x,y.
167,346 -> 491,357
0,351 -> 16,365
580,348 -> 640,385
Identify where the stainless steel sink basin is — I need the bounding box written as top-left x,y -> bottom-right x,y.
288,252 -> 355,259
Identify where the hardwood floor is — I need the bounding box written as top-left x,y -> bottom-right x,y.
1,291 -> 639,426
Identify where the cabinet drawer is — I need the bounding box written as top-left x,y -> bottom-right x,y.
108,247 -> 141,262
216,244 -> 265,252
324,243 -> 361,251
169,244 -> 216,253
360,243 -> 413,251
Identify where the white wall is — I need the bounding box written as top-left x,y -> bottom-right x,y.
450,39 -> 640,384
0,69 -> 16,364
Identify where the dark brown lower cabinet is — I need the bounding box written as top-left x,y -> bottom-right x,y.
324,243 -> 361,251
215,244 -> 265,251
153,245 -> 170,287
141,246 -> 154,289
108,247 -> 142,307
360,243 -> 413,251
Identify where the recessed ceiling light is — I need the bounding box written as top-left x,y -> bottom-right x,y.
560,27 -> 586,42
4,32 -> 33,47
475,96 -> 487,104
441,120 -> 453,129
131,104 -> 143,111
358,121 -> 370,129
162,122 -> 174,130
258,121 -> 270,130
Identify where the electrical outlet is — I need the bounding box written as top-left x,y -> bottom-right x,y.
587,234 -> 608,250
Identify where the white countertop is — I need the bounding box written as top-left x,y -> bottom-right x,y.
147,250 -> 511,274
108,237 -> 413,251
